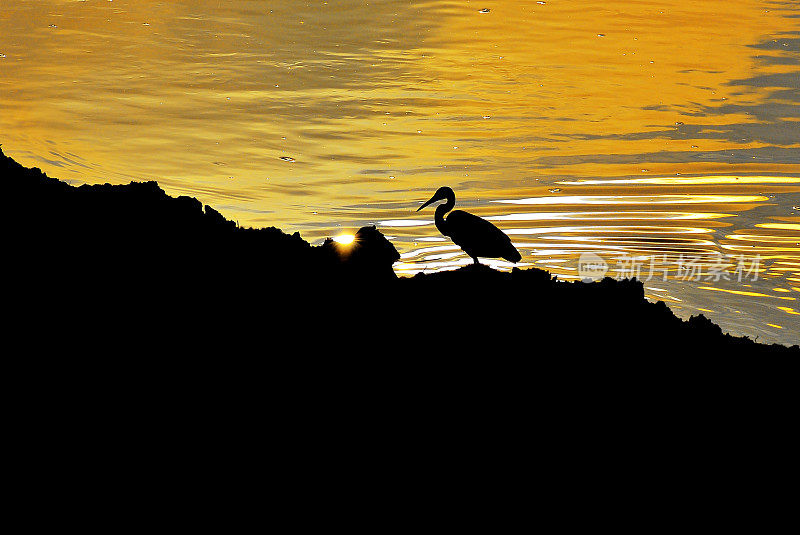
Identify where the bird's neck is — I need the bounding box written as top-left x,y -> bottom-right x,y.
434,198 -> 454,236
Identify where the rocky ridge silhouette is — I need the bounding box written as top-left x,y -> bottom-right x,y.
2,146 -> 796,356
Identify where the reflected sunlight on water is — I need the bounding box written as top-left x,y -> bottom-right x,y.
1,0 -> 798,343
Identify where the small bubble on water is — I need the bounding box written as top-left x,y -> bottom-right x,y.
478,8 -> 491,13
0,54 -> 6,59
641,169 -> 650,173
597,33 -> 605,37
548,188 -> 561,193
675,121 -> 684,125
279,156 -> 296,162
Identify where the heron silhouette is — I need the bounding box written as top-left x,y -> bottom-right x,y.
416,186 -> 522,265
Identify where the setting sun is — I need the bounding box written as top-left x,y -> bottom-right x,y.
333,234 -> 355,246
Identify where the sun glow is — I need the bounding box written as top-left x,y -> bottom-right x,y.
333,233 -> 356,245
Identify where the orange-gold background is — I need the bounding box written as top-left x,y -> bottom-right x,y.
1,1 -> 798,342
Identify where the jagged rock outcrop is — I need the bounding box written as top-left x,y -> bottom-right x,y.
2,146 -> 796,356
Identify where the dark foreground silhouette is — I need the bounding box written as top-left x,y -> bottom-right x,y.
2,146 -> 797,357
6,146 -> 798,523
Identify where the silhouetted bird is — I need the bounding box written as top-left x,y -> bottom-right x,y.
416,186 -> 522,265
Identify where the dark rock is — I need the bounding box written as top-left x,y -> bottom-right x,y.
320,225 -> 400,282
1,145 -> 796,358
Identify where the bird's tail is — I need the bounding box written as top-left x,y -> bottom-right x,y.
503,246 -> 522,263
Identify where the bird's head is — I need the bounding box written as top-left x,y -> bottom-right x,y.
416,186 -> 454,212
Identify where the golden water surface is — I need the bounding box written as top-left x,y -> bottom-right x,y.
1,0 -> 798,344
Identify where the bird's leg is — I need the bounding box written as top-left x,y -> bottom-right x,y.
472,256 -> 480,265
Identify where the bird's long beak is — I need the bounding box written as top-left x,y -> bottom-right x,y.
416,194 -> 439,212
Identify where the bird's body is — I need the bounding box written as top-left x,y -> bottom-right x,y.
417,186 -> 521,264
